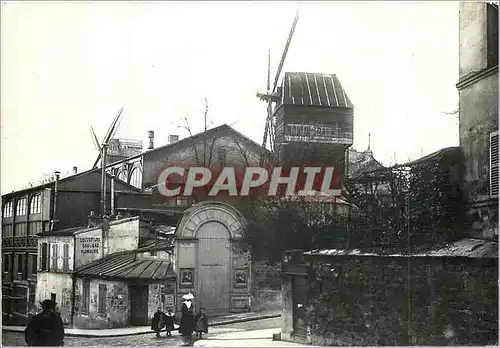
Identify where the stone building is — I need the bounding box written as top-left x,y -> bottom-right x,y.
35,215 -> 174,328
280,241 -> 498,346
457,2 -> 498,238
105,124 -> 269,194
1,169 -> 139,325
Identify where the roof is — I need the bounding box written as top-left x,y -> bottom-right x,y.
3,168 -> 140,198
281,72 -> 354,108
37,216 -> 141,237
348,149 -> 385,178
74,250 -> 175,280
304,238 -> 498,259
107,124 -> 270,167
37,226 -> 87,237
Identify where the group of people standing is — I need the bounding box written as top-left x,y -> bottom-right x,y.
151,292 -> 209,341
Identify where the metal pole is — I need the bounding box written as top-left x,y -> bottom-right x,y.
51,171 -> 60,231
101,144 -> 109,216
111,174 -> 115,217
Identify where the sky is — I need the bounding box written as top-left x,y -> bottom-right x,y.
1,1 -> 459,194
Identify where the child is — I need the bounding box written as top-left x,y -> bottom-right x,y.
164,308 -> 176,337
195,307 -> 208,339
151,307 -> 166,337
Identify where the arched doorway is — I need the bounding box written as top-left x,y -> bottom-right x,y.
175,201 -> 251,316
197,221 -> 231,314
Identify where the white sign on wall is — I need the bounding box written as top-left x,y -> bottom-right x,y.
78,237 -> 101,254
165,294 -> 175,306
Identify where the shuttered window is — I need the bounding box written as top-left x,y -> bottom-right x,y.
51,244 -> 58,271
82,280 -> 90,313
490,131 -> 499,197
62,244 -> 70,271
98,284 -> 107,313
40,243 -> 49,271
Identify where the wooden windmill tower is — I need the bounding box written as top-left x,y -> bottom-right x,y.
256,12 -> 354,179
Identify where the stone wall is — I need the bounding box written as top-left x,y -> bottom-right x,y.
297,256 -> 498,346
35,272 -> 73,325
73,278 -> 129,329
250,260 -> 282,311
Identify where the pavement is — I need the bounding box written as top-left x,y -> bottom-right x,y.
2,309 -> 281,338
192,328 -> 321,347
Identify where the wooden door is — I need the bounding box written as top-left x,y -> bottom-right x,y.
292,275 -> 308,337
197,221 -> 230,315
130,285 -> 149,326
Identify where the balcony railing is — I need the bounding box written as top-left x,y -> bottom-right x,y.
283,123 -> 353,145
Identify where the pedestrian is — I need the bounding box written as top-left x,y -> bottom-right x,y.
195,307 -> 208,339
25,299 -> 65,346
164,308 -> 176,337
151,307 -> 166,337
178,292 -> 195,342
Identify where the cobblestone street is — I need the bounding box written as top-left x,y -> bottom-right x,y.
2,318 -> 281,347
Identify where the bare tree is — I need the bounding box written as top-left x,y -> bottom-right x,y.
22,169 -> 73,189
179,98 -> 259,168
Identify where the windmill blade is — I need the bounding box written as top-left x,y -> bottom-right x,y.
108,108 -> 124,141
102,107 -> 124,145
90,126 -> 102,151
272,11 -> 299,93
267,50 -> 271,92
91,107 -> 124,169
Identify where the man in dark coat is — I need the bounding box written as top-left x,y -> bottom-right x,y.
25,300 -> 65,346
151,307 -> 166,337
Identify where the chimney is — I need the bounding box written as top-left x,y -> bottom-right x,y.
88,211 -> 98,228
148,131 -> 154,150
51,171 -> 61,231
73,166 -> 78,175
168,135 -> 179,144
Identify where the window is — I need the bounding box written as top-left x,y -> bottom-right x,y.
51,293 -> 56,303
3,201 -> 13,218
98,284 -> 107,313
3,254 -> 11,273
130,168 -> 142,189
17,254 -> 25,279
29,222 -> 42,236
487,3 -> 499,68
15,223 -> 27,237
40,243 -> 49,271
117,171 -> 127,182
218,148 -> 227,165
29,195 -> 41,214
2,225 -> 13,237
62,244 -> 70,271
16,198 -> 27,216
51,244 -> 58,271
29,254 -> 37,276
490,131 -> 499,197
82,280 -> 90,313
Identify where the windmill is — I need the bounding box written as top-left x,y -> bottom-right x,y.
89,107 -> 124,216
257,11 -> 299,160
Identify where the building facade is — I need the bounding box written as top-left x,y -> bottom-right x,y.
2,169 -> 139,324
457,2 -> 499,238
